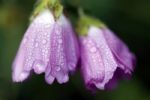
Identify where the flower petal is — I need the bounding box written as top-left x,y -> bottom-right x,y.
102,28 -> 136,73
83,26 -> 118,89
45,23 -> 68,84
45,15 -> 79,84
59,15 -> 79,71
80,37 -> 105,90
12,9 -> 55,82
12,44 -> 30,82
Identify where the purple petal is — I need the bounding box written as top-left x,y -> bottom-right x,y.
60,16 -> 79,71
45,15 -> 79,84
80,37 -> 105,90
80,26 -> 136,90
12,10 -> 55,82
102,28 -> 136,74
45,23 -> 69,84
12,45 -> 30,82
105,68 -> 131,90
80,26 -> 118,90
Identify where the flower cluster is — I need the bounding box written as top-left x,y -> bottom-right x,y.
12,0 -> 136,91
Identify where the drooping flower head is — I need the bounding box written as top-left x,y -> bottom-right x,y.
77,13 -> 136,90
12,0 -> 79,84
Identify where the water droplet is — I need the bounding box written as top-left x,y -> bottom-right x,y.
44,32 -> 47,36
37,62 -> 43,67
93,59 -> 96,62
68,62 -> 76,70
42,39 -> 47,44
57,45 -> 61,49
35,43 -> 39,47
33,60 -> 45,74
28,52 -> 32,56
28,57 -> 31,60
45,50 -> 48,54
47,34 -> 50,38
42,49 -> 45,53
61,63 -> 64,65
55,66 -> 61,71
90,47 -> 97,53
58,39 -> 62,44
31,39 -> 34,42
56,29 -> 61,35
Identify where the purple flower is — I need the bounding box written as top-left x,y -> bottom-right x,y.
80,26 -> 136,90
12,9 -> 79,84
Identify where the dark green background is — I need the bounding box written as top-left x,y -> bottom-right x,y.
0,0 -> 150,100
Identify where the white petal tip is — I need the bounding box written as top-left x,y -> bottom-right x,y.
12,71 -> 30,82
45,75 -> 55,85
57,75 -> 69,84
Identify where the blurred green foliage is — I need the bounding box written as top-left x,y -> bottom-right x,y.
0,0 -> 150,100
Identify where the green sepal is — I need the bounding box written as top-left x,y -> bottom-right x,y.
76,11 -> 106,36
30,0 -> 63,22
52,1 -> 63,20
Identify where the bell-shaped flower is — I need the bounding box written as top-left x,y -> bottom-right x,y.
78,15 -> 136,90
12,8 -> 79,83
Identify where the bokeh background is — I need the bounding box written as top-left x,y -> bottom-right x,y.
0,0 -> 150,100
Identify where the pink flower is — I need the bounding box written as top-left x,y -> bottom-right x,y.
80,26 -> 136,90
12,9 -> 79,84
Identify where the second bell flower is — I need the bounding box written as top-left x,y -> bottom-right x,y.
77,15 -> 136,90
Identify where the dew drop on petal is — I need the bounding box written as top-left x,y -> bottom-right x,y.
90,47 -> 97,53
45,50 -> 48,54
61,63 -> 64,66
55,66 -> 61,71
33,60 -> 45,74
56,30 -> 61,35
35,43 -> 39,47
47,34 -> 50,38
42,39 -> 47,44
31,39 -> 34,42
68,62 -> 76,70
42,49 -> 45,53
58,39 -> 63,44
44,32 -> 47,36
